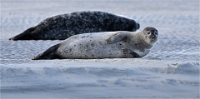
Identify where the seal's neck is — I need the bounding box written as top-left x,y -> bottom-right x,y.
137,33 -> 153,49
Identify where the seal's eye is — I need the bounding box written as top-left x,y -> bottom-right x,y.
154,32 -> 158,35
147,32 -> 151,35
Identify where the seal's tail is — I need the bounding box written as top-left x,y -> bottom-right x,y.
9,27 -> 35,40
32,44 -> 61,60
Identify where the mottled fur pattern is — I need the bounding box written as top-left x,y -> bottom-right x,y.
10,11 -> 140,40
32,27 -> 158,60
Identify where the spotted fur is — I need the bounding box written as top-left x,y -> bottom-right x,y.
32,27 -> 158,60
10,11 -> 140,40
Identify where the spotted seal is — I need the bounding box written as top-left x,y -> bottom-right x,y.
32,27 -> 158,60
9,11 -> 140,40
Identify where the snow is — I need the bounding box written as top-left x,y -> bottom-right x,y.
0,0 -> 199,99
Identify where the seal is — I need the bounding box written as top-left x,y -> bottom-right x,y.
32,27 -> 158,60
9,11 -> 140,40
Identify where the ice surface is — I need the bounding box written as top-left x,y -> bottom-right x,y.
1,59 -> 199,98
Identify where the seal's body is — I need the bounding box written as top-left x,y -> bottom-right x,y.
32,27 -> 158,60
9,11 -> 140,40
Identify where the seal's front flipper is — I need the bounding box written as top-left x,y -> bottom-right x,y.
32,44 -> 62,60
122,48 -> 140,58
106,32 -> 128,44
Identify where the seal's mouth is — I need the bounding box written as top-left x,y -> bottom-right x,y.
150,38 -> 157,43
150,36 -> 157,43
150,39 -> 156,42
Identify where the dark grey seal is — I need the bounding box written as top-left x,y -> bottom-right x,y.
32,27 -> 158,60
9,11 -> 140,40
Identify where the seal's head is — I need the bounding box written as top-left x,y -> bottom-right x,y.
132,22 -> 140,31
142,27 -> 158,44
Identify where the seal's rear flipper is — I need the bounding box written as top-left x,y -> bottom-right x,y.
9,27 -> 35,40
32,44 -> 62,60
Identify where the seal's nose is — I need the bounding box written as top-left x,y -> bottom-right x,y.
151,35 -> 156,39
137,23 -> 140,29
